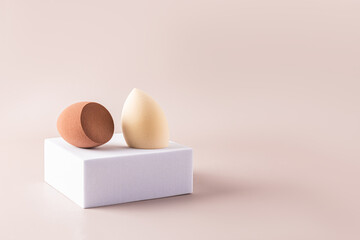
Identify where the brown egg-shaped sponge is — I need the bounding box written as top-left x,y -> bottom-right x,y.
57,102 -> 114,148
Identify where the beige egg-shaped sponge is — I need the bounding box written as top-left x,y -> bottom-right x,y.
57,102 -> 114,148
121,88 -> 169,149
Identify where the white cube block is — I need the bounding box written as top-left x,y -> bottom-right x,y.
44,133 -> 193,208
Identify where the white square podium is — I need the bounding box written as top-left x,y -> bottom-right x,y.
44,133 -> 193,208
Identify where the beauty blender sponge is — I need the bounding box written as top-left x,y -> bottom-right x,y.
121,88 -> 169,149
57,102 -> 114,148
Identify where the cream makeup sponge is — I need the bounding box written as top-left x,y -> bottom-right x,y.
121,88 -> 169,149
57,102 -> 114,148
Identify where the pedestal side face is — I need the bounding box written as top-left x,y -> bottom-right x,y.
44,140 -> 85,207
44,134 -> 193,208
83,149 -> 193,208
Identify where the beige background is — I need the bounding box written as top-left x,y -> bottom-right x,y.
1,0 -> 360,239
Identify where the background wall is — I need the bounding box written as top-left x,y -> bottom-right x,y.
0,0 -> 359,239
